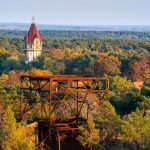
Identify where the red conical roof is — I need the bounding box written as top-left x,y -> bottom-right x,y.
24,23 -> 42,45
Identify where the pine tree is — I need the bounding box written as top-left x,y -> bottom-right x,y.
122,109 -> 150,150
77,117 -> 100,150
96,102 -> 123,143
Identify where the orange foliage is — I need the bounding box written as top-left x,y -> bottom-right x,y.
129,60 -> 143,81
98,53 -> 121,64
49,48 -> 64,60
0,70 -> 26,87
0,69 -> 52,88
129,55 -> 149,82
115,49 -> 124,54
95,53 -> 121,76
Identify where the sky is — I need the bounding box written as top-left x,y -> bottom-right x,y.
0,0 -> 150,25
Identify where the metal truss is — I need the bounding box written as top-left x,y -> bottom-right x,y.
20,75 -> 109,150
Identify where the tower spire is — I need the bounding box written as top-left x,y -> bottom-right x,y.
32,8 -> 35,23
32,16 -> 35,23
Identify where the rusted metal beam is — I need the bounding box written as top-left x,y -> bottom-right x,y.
20,75 -> 110,150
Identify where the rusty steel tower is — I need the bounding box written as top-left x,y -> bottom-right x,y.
20,75 -> 109,150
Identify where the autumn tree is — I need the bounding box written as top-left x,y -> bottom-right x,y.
28,68 -> 52,76
95,53 -> 121,76
48,48 -> 64,60
0,70 -> 26,88
128,55 -> 149,81
143,68 -> 150,84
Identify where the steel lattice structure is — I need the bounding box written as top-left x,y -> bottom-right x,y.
20,75 -> 109,150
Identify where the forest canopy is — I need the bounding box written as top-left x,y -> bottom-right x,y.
0,30 -> 150,150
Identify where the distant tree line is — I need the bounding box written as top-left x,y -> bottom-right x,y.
1,30 -> 150,40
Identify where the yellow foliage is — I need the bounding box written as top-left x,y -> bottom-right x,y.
0,49 -> 8,55
127,50 -> 138,56
0,74 -> 9,86
29,69 -> 52,76
65,48 -> 82,59
98,53 -> 121,65
144,69 -> 150,80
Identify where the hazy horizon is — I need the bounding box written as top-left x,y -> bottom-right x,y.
1,22 -> 150,26
0,0 -> 150,25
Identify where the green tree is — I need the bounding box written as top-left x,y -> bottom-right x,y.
109,76 -> 135,115
122,109 -> 150,150
70,52 -> 95,75
110,75 -> 133,97
1,56 -> 23,73
43,57 -> 65,74
0,106 -> 34,150
96,102 -> 123,144
138,86 -> 150,114
77,118 -> 100,150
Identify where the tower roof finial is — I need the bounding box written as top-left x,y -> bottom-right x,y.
32,8 -> 35,23
32,16 -> 35,23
